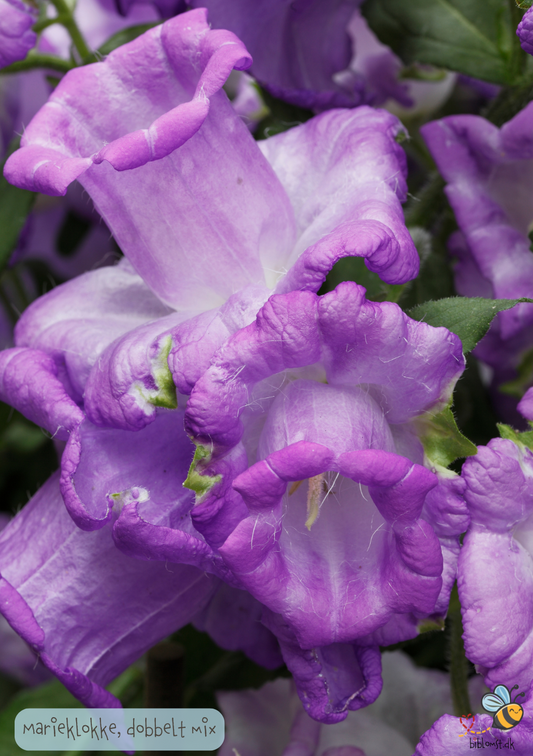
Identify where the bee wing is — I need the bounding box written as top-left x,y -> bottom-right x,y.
482,693 -> 505,712
494,685 -> 511,704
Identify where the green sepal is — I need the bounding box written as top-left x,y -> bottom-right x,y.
132,335 -> 177,410
498,421 -> 533,451
417,617 -> 445,634
414,404 -> 477,468
408,296 -> 533,354
149,336 -> 177,409
183,444 -> 222,500
517,0 -> 533,10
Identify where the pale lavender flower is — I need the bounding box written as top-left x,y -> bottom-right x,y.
458,431 -> 533,698
218,651 -> 481,756
0,472 -> 219,707
0,10 -> 427,718
422,106 -> 533,419
0,0 -> 36,69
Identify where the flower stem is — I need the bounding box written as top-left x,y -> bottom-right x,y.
48,0 -> 91,61
0,51 -> 74,75
448,582 -> 472,717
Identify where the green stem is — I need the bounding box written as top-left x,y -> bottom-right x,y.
0,51 -> 74,75
33,14 -> 70,33
404,173 -> 446,229
448,583 -> 472,717
49,0 -> 91,61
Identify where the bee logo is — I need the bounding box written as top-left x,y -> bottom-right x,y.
482,684 -> 525,730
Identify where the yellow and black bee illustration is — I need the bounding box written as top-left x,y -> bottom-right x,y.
482,684 -> 525,730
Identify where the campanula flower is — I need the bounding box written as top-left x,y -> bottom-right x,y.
0,9 -> 425,719
0,471 -> 219,707
218,651 -> 483,756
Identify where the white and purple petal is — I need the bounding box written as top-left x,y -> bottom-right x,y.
459,437 -> 533,695
0,473 -> 218,707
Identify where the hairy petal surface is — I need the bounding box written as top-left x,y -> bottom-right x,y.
218,650 -> 464,756
459,437 -> 533,695
186,285 -> 464,449
60,409 -> 216,537
263,610 -> 383,724
0,473 -> 218,707
260,107 -> 417,284
14,260 -> 172,401
5,10 -> 297,310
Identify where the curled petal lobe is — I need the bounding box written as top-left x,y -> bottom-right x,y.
0,474 -> 218,707
186,285 -> 464,449
220,446 -> 440,649
5,11 -> 297,312
0,347 -> 83,440
60,410 -> 198,531
263,610 -> 383,724
83,313 -> 186,432
260,107 -> 418,285
15,261 -> 172,401
459,438 -> 533,695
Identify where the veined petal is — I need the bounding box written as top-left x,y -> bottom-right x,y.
0,347 -> 83,440
60,409 -> 199,531
5,10 -> 297,310
263,610 -> 383,724
459,438 -> 533,695
0,473 -> 218,707
15,260 -> 172,401
260,108 -> 417,284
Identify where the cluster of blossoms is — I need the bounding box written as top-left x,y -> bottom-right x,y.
3,1 -> 533,755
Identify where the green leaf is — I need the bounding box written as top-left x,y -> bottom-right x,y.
0,680 -> 83,756
499,346 -> 533,398
96,22 -> 161,57
0,139 -> 36,273
498,421 -> 533,450
407,297 -> 533,353
362,0 -> 525,86
414,405 -> 477,467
